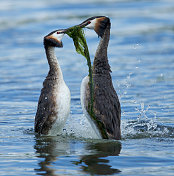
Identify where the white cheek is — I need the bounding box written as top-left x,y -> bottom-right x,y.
86,19 -> 97,29
52,33 -> 64,41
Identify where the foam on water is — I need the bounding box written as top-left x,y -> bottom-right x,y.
57,104 -> 174,140
62,114 -> 101,139
121,102 -> 174,139
56,96 -> 174,140
121,119 -> 174,139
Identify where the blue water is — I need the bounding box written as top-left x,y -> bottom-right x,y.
0,0 -> 174,175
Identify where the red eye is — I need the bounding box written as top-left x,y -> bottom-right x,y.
57,31 -> 60,34
88,21 -> 91,24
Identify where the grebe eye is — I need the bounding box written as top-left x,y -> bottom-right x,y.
57,31 -> 60,34
88,21 -> 91,24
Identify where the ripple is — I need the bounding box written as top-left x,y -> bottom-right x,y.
1,0 -> 174,175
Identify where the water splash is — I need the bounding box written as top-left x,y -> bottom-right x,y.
62,114 -> 101,139
117,70 -> 174,139
118,72 -> 132,100
135,102 -> 150,120
121,105 -> 174,139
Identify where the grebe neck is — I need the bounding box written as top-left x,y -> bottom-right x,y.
93,23 -> 111,75
44,46 -> 63,79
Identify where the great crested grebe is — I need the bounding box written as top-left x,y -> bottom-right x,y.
79,16 -> 121,140
35,29 -> 70,135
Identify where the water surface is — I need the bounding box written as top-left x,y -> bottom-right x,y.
0,0 -> 174,175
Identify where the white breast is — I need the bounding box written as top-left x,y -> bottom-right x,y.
48,81 -> 71,136
80,76 -> 102,139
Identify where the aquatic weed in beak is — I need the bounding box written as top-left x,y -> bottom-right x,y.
66,26 -> 90,60
66,26 -> 94,115
66,26 -> 108,139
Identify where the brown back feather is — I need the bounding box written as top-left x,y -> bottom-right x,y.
34,75 -> 59,135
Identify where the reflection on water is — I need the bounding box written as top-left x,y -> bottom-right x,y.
34,136 -> 121,175
34,136 -> 70,175
74,141 -> 122,175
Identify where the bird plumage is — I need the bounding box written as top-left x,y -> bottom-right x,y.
35,30 -> 70,135
80,16 -> 121,139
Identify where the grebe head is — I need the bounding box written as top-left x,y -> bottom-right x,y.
44,29 -> 66,47
79,16 -> 110,37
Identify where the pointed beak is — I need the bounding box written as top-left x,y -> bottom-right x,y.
65,16 -> 110,38
61,28 -> 68,34
64,23 -> 87,35
79,21 -> 88,28
78,16 -> 110,38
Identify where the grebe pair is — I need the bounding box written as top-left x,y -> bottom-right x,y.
34,16 -> 121,140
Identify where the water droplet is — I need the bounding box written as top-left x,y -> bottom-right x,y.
141,103 -> 144,111
133,43 -> 140,49
124,91 -> 127,95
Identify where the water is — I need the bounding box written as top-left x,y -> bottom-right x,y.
0,0 -> 174,175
